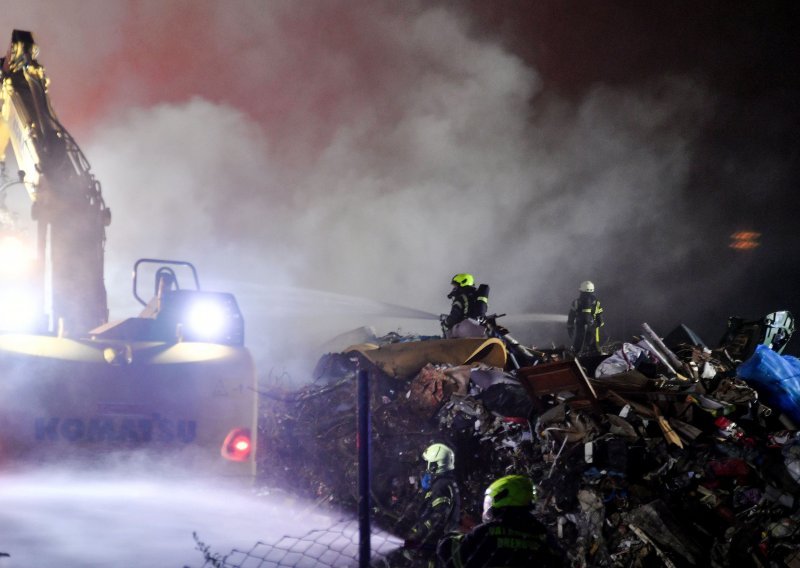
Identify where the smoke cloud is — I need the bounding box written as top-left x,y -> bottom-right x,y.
14,1 -> 711,374
1,2 -> 737,370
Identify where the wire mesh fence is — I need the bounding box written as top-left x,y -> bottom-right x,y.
190,349 -> 550,568
191,518 -> 401,568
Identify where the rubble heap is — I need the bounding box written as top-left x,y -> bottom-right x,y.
258,315 -> 800,567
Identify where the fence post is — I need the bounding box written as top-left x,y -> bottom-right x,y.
358,368 -> 371,567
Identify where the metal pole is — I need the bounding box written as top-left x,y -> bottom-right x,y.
358,369 -> 371,567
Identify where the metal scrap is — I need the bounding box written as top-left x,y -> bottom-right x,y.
257,314 -> 800,567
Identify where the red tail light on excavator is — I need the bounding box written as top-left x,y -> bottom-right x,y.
221,428 -> 252,462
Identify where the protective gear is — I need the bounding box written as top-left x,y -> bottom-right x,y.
568,284 -> 604,355
474,284 -> 489,318
482,475 -> 533,522
423,443 -> 455,474
439,475 -> 560,568
579,280 -> 595,293
442,276 -> 489,338
451,273 -> 474,288
438,508 -> 561,568
405,444 -> 461,563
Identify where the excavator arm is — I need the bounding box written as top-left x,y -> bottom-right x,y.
0,29 -> 110,335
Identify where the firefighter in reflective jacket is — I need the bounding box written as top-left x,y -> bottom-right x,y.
402,443 -> 461,567
567,280 -> 604,355
437,475 -> 562,568
441,273 -> 489,339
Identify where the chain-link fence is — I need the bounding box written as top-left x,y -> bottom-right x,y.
191,518 -> 401,568
184,345 -> 547,568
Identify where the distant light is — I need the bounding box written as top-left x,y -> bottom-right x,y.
186,300 -> 228,338
729,230 -> 761,250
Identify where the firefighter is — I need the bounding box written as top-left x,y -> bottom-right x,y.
437,474 -> 562,567
400,443 -> 462,567
441,273 -> 489,339
567,280 -> 604,355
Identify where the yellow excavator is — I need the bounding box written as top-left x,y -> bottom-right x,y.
0,30 -> 256,479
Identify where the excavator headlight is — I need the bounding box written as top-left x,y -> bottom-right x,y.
0,234 -> 34,277
0,287 -> 39,331
154,289 -> 244,346
186,299 -> 229,339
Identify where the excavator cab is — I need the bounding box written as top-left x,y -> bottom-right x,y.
92,259 -> 245,346
138,260 -> 245,346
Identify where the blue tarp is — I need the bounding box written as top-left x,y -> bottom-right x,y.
737,344 -> 800,424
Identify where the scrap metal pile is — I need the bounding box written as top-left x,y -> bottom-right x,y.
258,312 -> 800,567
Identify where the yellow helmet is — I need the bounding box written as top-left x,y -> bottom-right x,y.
422,443 -> 455,474
451,273 -> 474,287
482,475 -> 534,521
579,280 -> 595,293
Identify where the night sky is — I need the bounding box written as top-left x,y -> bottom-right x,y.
2,1 -> 799,371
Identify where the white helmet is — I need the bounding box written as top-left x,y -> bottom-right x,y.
422,443 -> 455,474
579,280 -> 595,293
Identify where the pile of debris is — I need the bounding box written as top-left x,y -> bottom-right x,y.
258,311 -> 800,567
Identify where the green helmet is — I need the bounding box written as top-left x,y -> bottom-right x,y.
482,475 -> 534,520
422,443 -> 455,474
451,273 -> 474,287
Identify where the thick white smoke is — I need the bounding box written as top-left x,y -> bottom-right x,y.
6,1 -> 702,376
